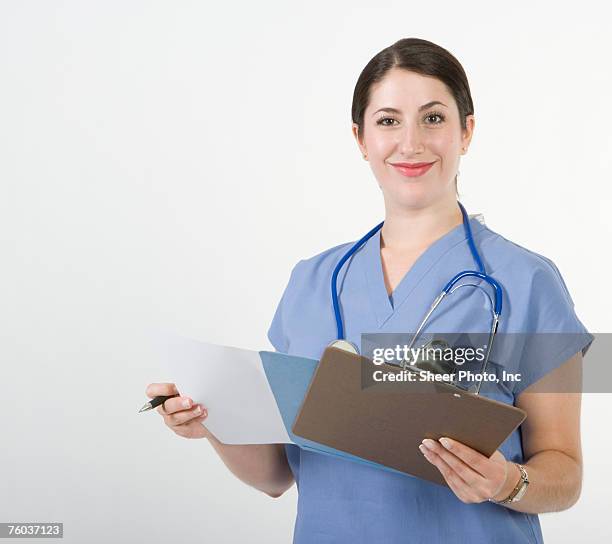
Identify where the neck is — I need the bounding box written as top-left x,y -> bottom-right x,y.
380,198 -> 464,252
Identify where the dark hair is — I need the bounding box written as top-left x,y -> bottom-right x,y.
351,38 -> 474,141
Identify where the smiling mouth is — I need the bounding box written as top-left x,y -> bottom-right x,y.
390,162 -> 436,178
392,162 -> 435,168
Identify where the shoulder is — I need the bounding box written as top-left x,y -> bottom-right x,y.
473,225 -> 593,341
480,224 -> 556,270
289,240 -> 355,284
481,225 -> 572,297
268,240 -> 356,353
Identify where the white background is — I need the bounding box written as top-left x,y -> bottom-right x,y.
1,1 -> 610,542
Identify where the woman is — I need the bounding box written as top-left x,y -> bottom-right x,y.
145,38 -> 593,543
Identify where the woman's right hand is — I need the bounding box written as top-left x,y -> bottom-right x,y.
145,383 -> 211,439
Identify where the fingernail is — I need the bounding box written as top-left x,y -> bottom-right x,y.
194,406 -> 202,415
419,445 -> 428,455
183,399 -> 191,409
440,438 -> 451,449
421,439 -> 434,449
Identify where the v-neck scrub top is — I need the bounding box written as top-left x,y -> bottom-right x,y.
267,215 -> 593,544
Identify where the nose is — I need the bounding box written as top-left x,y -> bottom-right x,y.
397,125 -> 425,155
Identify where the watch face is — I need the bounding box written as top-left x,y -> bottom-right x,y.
514,481 -> 529,501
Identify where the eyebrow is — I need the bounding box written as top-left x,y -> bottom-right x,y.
372,101 -> 447,117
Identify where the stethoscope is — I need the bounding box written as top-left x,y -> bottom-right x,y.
328,201 -> 503,395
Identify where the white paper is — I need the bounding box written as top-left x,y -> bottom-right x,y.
150,330 -> 291,444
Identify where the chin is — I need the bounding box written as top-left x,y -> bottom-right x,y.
384,183 -> 435,209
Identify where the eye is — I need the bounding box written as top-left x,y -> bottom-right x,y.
425,111 -> 445,124
376,116 -> 398,127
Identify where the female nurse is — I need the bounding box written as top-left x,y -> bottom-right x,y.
145,38 -> 593,543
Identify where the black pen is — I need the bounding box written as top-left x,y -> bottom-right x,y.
138,394 -> 179,413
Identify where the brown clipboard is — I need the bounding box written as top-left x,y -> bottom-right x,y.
291,346 -> 527,487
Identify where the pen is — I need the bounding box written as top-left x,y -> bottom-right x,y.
138,394 -> 179,413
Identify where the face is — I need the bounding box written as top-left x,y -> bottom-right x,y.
352,68 -> 474,211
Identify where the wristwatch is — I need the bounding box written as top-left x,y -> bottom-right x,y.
488,463 -> 529,504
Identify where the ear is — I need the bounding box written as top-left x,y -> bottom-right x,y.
461,115 -> 475,154
352,123 -> 367,157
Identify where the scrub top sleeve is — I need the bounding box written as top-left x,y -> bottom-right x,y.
267,260 -> 303,353
513,259 -> 594,396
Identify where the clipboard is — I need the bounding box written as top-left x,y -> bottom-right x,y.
291,346 -> 527,487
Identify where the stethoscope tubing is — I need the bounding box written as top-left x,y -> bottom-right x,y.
330,202 -> 503,382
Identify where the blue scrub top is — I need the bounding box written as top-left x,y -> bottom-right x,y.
267,215 -> 593,544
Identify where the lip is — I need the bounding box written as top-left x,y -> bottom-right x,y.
391,161 -> 435,177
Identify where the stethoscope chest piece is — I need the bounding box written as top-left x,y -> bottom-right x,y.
328,339 -> 359,355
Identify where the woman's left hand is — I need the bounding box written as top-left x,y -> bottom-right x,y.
420,437 -> 512,503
